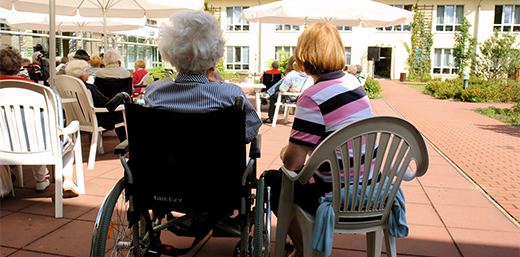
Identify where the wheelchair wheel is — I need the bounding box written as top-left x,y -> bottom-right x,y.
90,178 -> 159,257
252,179 -> 271,257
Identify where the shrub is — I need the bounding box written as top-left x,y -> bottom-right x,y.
475,104 -> 520,127
146,67 -> 172,81
426,76 -> 520,103
264,51 -> 291,74
425,79 -> 463,99
216,61 -> 239,80
475,31 -> 520,79
365,77 -> 382,99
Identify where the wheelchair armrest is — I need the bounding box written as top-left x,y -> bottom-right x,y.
281,92 -> 300,97
249,134 -> 261,159
114,139 -> 129,155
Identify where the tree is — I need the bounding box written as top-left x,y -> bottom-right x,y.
453,16 -> 476,76
264,50 -> 291,74
476,31 -> 520,79
406,4 -> 434,81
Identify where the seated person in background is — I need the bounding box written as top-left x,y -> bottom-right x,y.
56,56 -> 68,72
57,52 -> 75,75
347,64 -> 366,88
132,59 -> 148,85
99,53 -> 105,68
94,50 -> 132,99
1,48 -> 35,83
66,60 -> 127,142
264,55 -> 310,124
0,48 -> 79,196
94,50 -> 130,79
145,10 -> 261,143
264,22 -> 374,257
73,49 -> 91,63
27,51 -> 44,83
260,60 -> 282,92
18,58 -> 31,78
55,57 -> 61,67
89,55 -> 103,76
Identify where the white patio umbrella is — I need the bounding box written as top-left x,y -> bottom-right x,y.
1,0 -> 204,52
0,0 -> 204,89
242,0 -> 414,74
241,0 -> 414,27
6,11 -> 146,45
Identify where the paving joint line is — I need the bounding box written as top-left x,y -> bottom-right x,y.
382,97 -> 520,230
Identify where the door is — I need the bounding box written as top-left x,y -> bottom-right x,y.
374,47 -> 392,79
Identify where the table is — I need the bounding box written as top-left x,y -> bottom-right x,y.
238,82 -> 266,118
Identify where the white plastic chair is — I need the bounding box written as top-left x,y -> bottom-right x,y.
0,80 -> 84,218
271,77 -> 314,127
275,116 -> 429,257
56,75 -> 124,169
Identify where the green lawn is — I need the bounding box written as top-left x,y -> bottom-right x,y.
407,83 -> 426,92
475,106 -> 520,128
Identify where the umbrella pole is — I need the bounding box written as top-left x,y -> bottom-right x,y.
49,0 -> 57,90
103,11 -> 108,51
257,17 -> 261,76
80,27 -> 84,48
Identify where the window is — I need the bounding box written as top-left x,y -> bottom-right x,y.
345,47 -> 352,66
436,5 -> 464,31
275,24 -> 300,31
226,7 -> 249,31
494,5 -> 520,32
226,46 -> 249,70
336,26 -> 352,32
433,49 -> 457,74
0,21 -> 10,31
146,19 -> 157,26
376,5 -> 413,31
275,46 -> 295,60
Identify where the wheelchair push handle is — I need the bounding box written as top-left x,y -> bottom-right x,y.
107,92 -> 132,112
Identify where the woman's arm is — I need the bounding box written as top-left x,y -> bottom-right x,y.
281,142 -> 311,172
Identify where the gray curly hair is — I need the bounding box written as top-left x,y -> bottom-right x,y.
65,60 -> 89,79
158,10 -> 226,74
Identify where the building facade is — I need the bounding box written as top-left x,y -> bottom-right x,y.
1,1 -> 519,78
214,0 -> 519,80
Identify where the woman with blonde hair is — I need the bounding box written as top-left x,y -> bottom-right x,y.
89,55 -> 103,76
264,22 -> 374,257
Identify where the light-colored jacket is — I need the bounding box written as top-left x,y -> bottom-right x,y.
94,64 -> 131,79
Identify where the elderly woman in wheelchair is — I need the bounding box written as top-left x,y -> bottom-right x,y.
90,10 -> 267,257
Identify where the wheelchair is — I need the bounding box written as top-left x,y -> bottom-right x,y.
90,93 -> 271,257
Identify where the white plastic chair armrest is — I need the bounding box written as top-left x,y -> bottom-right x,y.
280,166 -> 301,181
61,98 -> 77,104
94,104 -> 124,113
60,120 -> 80,135
281,92 -> 300,97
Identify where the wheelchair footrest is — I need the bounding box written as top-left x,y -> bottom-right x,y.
148,243 -> 191,256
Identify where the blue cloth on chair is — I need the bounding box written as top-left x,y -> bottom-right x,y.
311,180 -> 408,257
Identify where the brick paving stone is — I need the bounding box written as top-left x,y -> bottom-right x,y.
380,80 -> 520,222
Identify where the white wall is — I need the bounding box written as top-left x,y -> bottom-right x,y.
210,0 -> 519,80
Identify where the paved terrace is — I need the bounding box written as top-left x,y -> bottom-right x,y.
1,80 -> 519,256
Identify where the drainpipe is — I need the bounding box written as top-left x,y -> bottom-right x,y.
474,0 -> 483,55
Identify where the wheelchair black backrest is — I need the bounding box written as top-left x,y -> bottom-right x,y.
262,73 -> 282,91
94,77 -> 133,99
124,102 -> 246,214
